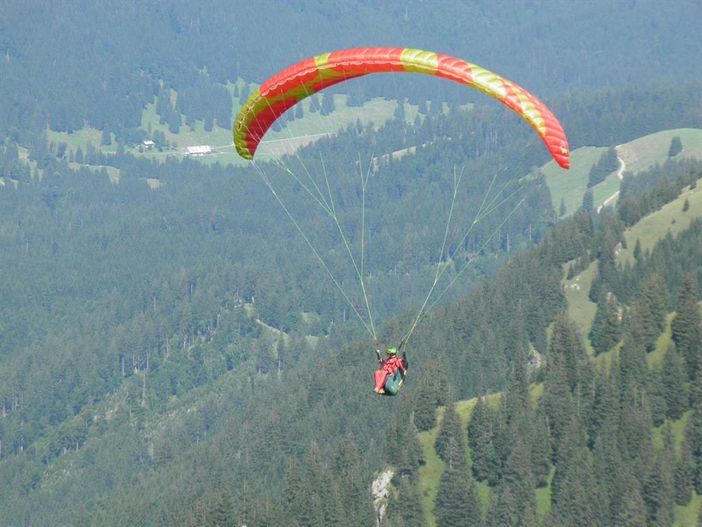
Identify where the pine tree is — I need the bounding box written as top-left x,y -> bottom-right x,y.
592,433 -> 623,523
332,437 -> 375,526
385,476 -> 424,527
587,367 -> 619,446
413,376 -> 438,432
281,457 -> 312,525
588,146 -> 619,187
614,479 -> 648,527
633,272 -> 668,352
549,444 -> 600,527
674,437 -> 695,506
504,347 -> 531,422
642,426 -> 675,527
551,416 -> 587,506
686,406 -> 702,494
589,291 -> 621,355
671,273 -> 700,381
320,92 -> 336,116
435,391 -> 466,466
661,345 -> 688,419
646,368 -> 668,426
548,314 -> 587,392
668,136 -> 683,157
531,409 -> 552,486
467,396 -> 495,482
582,188 -> 594,213
493,436 -> 537,526
434,439 -> 482,527
304,442 -> 344,527
207,490 -> 235,527
633,238 -> 642,261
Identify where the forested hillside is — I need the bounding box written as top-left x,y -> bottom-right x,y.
391,162 -> 702,526
2,0 -> 702,142
2,1 -> 702,526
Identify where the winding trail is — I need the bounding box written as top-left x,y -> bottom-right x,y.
596,146 -> 626,213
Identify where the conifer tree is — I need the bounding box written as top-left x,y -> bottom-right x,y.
526,411 -> 550,489
614,479 -> 648,527
320,92 -> 336,116
671,273 -> 701,381
541,316 -> 583,455
493,436 -> 537,526
434,438 -> 482,527
686,406 -> 702,494
504,347 -> 531,422
674,437 -> 694,506
643,426 -> 675,527
587,367 -> 618,446
386,476 -> 424,527
618,333 -> 648,394
668,136 -> 683,157
332,437 -> 375,526
582,188 -> 594,213
305,442 -> 344,527
592,433 -> 623,523
633,272 -> 668,352
633,238 -> 642,262
207,490 -> 235,527
549,443 -> 600,527
467,396 -> 495,482
281,458 -> 311,525
646,368 -> 668,426
413,376 -> 438,432
435,390 -> 466,466
384,406 -> 424,475
548,314 -> 587,391
589,291 -> 621,354
588,146 -> 619,187
661,345 -> 688,419
551,416 -> 587,506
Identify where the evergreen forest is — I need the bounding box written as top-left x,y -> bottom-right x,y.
1,1 -> 702,526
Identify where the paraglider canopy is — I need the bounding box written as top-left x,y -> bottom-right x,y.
234,47 -> 570,169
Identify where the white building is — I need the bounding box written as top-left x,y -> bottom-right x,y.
184,145 -> 212,157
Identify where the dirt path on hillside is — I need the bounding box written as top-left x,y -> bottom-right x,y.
596,146 -> 626,213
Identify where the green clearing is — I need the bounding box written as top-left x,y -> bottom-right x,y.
535,466 -> 555,518
47,127 -> 105,154
647,312 -> 675,368
67,162 -> 120,183
592,168 -> 623,212
618,128 -> 702,175
563,261 -> 597,355
418,419 -> 443,527
651,410 -> 691,456
618,181 -> 702,266
542,146 -> 607,216
544,128 -> 702,218
48,94 -> 413,169
674,492 -> 701,527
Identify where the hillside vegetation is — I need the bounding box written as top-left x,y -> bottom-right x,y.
387,166 -> 702,527
2,3 -> 702,523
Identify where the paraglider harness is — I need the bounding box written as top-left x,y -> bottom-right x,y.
374,340 -> 408,396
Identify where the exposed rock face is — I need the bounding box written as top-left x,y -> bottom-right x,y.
372,468 -> 394,526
